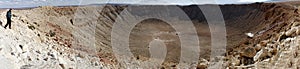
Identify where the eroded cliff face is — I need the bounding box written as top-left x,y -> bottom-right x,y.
0,2 -> 299,68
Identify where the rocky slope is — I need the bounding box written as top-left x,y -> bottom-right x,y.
0,2 -> 300,69
0,6 -> 117,69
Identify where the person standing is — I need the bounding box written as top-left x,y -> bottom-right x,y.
4,9 -> 12,29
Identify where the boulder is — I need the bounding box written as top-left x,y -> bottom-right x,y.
241,47 -> 257,58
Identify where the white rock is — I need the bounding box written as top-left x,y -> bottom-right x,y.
254,48 -> 268,61
296,27 -> 300,35
285,27 -> 297,36
231,57 -> 240,66
245,33 -> 254,38
0,56 -> 17,69
292,22 -> 300,27
58,57 -> 67,64
255,44 -> 262,51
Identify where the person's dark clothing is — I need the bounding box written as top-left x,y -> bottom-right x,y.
4,9 -> 12,29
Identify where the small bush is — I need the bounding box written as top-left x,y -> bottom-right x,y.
33,22 -> 40,26
46,30 -> 56,37
28,25 -> 35,30
49,30 -> 56,37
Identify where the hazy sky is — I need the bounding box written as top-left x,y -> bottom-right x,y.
0,0 -> 285,8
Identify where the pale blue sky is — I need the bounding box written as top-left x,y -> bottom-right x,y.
0,0 -> 283,8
